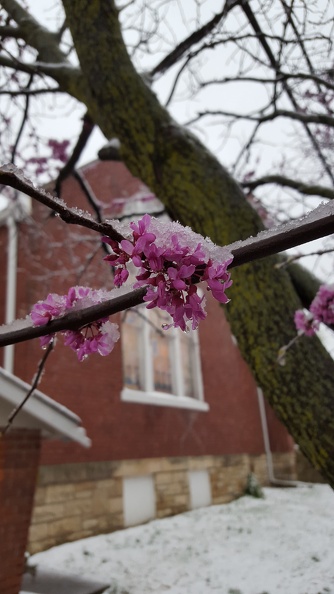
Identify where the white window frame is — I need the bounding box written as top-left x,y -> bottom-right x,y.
121,306 -> 208,412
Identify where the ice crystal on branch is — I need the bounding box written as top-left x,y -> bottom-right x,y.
31,287 -> 120,361
103,214 -> 233,331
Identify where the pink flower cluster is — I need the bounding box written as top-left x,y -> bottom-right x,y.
31,286 -> 120,361
294,284 -> 334,336
103,214 -> 233,331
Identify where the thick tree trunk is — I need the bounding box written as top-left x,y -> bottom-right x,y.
62,0 -> 334,486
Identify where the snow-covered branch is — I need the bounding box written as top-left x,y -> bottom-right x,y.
0,184 -> 333,348
0,164 -> 125,243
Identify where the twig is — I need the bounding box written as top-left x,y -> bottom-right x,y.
0,163 -> 125,242
11,73 -> 33,164
54,112 -> 95,196
1,340 -> 54,435
276,248 -> 334,268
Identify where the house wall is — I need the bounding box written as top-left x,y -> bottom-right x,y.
0,428 -> 41,594
28,450 -> 296,554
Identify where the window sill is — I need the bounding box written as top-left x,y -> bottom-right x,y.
121,388 -> 209,411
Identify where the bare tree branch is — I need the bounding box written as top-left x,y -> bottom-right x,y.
54,112 -> 95,196
187,108 -> 334,128
198,72 -> 334,92
0,52 -> 81,82
0,86 -> 61,96
150,1 -> 238,78
0,164 -> 125,242
0,24 -> 23,39
11,73 -> 33,164
242,175 -> 334,200
1,340 -> 54,435
2,0 -> 67,64
240,1 -> 334,184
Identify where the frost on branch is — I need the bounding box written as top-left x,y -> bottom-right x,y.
103,214 -> 233,332
31,287 -> 120,361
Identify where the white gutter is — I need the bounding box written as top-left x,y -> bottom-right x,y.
257,387 -> 306,487
0,367 -> 91,447
4,215 -> 17,374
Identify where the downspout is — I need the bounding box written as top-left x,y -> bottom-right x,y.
3,215 -> 17,374
257,387 -> 305,487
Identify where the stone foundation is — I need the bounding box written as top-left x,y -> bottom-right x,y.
28,452 -> 296,554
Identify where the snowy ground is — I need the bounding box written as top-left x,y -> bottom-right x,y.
32,484 -> 334,594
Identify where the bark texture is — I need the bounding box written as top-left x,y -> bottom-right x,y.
42,0 -> 334,485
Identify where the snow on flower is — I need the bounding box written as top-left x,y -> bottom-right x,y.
31,216 -> 233,358
103,214 -> 233,332
294,285 -> 334,337
31,286 -> 120,361
294,309 -> 318,337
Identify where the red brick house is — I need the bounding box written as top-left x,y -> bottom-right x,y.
0,160 -> 296,555
0,367 -> 90,594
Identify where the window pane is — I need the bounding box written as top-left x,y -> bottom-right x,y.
149,309 -> 173,394
180,330 -> 196,398
122,310 -> 143,390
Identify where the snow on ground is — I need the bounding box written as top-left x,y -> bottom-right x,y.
32,484 -> 334,594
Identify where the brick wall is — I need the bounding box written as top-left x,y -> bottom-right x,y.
28,451 -> 296,554
0,428 -> 41,594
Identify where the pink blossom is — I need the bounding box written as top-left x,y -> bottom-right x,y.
167,264 -> 196,290
31,293 -> 66,325
310,285 -> 334,326
104,214 -> 233,331
294,285 -> 334,338
294,310 -> 318,336
31,286 -> 120,360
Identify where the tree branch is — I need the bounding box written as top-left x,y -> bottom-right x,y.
0,86 -> 61,96
198,72 -> 334,92
11,73 -> 33,164
0,190 -> 333,347
0,24 -> 23,39
150,1 -> 238,78
1,340 -> 54,435
2,0 -> 67,64
241,1 -> 334,184
0,52 -> 81,83
0,164 -> 125,242
187,108 -> 334,128
242,175 -> 334,200
0,287 -> 147,347
54,112 -> 95,196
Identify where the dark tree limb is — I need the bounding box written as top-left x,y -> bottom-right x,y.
1,340 -> 54,435
242,175 -> 334,201
150,1 -> 238,78
0,164 -> 125,242
54,112 -> 95,196
10,73 -> 33,164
